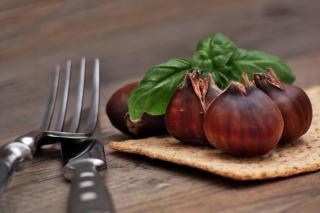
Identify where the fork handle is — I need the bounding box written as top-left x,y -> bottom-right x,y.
67,160 -> 116,213
0,142 -> 32,194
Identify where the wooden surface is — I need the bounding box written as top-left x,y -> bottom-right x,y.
0,0 -> 320,212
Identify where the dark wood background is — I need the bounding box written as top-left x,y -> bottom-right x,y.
0,0 -> 320,212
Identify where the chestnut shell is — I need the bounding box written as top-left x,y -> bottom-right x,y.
204,82 -> 284,157
106,82 -> 137,135
165,72 -> 220,144
254,70 -> 313,143
106,82 -> 167,137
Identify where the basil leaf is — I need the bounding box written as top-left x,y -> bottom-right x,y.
192,33 -> 237,73
232,49 -> 295,84
192,33 -> 295,88
128,58 -> 192,120
192,33 -> 242,88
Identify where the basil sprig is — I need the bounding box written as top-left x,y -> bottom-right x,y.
128,33 -> 295,120
191,33 -> 241,88
192,33 -> 295,88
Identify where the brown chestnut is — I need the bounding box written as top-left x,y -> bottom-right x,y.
254,69 -> 313,143
204,74 -> 284,157
106,82 -> 167,137
165,71 -> 220,144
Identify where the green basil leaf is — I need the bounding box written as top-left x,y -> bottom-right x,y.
192,33 -> 295,88
192,33 -> 237,73
128,58 -> 192,120
192,33 -> 241,88
232,49 -> 295,84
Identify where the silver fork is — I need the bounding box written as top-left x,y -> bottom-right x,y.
0,58 -> 99,193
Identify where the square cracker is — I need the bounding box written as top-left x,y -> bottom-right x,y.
108,86 -> 320,181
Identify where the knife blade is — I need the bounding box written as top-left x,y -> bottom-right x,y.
62,122 -> 116,213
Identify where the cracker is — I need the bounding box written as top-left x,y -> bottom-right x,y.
108,86 -> 320,180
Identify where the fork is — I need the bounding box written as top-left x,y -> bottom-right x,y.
0,58 -> 100,193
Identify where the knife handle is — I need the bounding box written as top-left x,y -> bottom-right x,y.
0,142 -> 32,194
66,160 -> 116,213
0,161 -> 11,194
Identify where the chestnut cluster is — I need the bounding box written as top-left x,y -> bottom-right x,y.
106,69 -> 312,157
166,70 -> 312,157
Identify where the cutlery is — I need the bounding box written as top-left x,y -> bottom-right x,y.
0,58 -> 99,194
62,123 -> 115,213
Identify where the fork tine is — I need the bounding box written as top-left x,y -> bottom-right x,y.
69,58 -> 86,132
55,60 -> 71,131
41,67 -> 60,131
84,58 -> 100,135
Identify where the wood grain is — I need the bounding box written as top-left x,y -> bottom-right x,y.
0,0 -> 320,212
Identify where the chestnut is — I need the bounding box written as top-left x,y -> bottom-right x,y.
254,69 -> 313,143
203,74 -> 284,157
106,82 -> 167,137
165,71 -> 220,144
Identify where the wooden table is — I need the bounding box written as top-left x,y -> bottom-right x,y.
0,0 -> 320,212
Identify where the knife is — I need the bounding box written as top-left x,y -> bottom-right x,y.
62,122 -> 116,213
